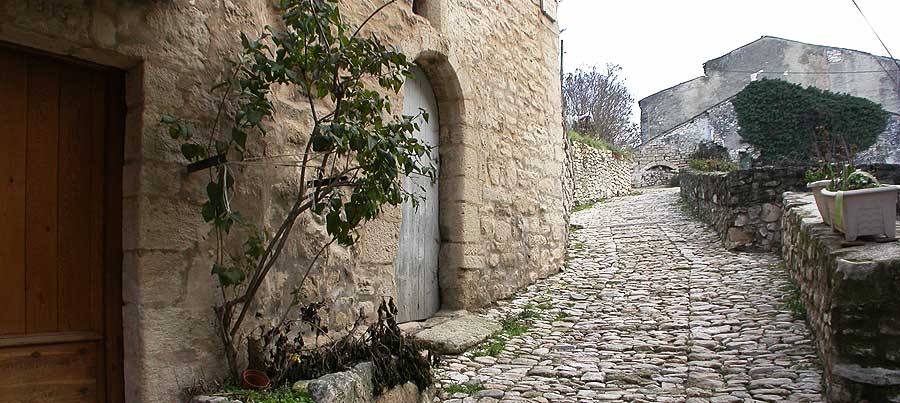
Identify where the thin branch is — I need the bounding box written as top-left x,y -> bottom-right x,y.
352,0 -> 397,39
275,237 -> 336,330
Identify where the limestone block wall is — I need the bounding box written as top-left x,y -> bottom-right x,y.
679,168 -> 808,252
571,141 -> 634,205
0,1 -> 565,401
782,193 -> 900,402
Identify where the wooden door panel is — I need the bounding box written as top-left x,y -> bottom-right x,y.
58,65 -> 99,332
0,44 -> 124,403
24,57 -> 61,334
0,342 -> 98,403
396,66 -> 441,323
0,48 -> 28,335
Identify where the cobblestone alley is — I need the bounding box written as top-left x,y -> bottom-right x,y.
434,188 -> 824,403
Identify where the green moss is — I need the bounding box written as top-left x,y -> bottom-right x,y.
554,311 -> 569,321
573,202 -> 595,213
443,382 -> 483,395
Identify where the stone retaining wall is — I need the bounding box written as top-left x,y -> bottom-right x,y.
781,193 -> 900,402
679,167 -> 808,251
572,141 -> 634,205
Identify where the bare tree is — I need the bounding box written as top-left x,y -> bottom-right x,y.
563,64 -> 639,147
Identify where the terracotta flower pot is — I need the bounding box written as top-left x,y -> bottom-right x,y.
807,180 -> 832,224
820,185 -> 900,241
241,369 -> 271,390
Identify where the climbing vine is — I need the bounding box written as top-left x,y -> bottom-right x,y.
162,0 -> 435,380
732,79 -> 888,164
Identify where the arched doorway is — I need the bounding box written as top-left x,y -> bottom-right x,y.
396,65 -> 441,322
641,164 -> 678,187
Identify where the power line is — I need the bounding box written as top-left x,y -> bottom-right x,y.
849,0 -> 900,86
715,69 -> 898,75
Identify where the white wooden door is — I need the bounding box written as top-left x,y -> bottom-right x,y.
396,66 -> 440,323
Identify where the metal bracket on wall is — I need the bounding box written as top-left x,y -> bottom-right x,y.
186,153 -> 228,174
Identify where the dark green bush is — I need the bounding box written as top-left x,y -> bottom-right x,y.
689,159 -> 738,172
732,79 -> 888,163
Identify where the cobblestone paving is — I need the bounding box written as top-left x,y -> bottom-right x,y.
434,188 -> 823,403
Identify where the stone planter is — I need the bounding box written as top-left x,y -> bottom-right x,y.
819,185 -> 900,241
807,180 -> 832,224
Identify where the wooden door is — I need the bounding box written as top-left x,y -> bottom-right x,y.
395,66 -> 441,323
0,45 -> 124,403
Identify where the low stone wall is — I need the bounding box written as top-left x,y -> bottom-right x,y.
781,193 -> 900,402
572,141 -> 634,204
679,167 -> 808,251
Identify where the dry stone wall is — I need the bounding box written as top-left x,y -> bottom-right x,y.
782,193 -> 900,402
571,141 -> 634,205
679,167 -> 808,252
1,1 -> 565,401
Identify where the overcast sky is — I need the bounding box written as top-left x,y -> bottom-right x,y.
558,0 -> 900,120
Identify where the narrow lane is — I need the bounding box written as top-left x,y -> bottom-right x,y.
435,188 -> 823,403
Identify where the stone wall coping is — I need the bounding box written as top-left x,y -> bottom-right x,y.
833,364 -> 900,387
783,192 -> 900,265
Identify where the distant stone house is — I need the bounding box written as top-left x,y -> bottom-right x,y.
633,36 -> 900,186
0,1 -> 566,402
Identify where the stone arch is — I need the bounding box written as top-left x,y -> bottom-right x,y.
635,161 -> 680,187
407,50 -> 483,310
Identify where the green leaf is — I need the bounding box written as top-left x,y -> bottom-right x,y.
325,211 -> 341,237
160,115 -> 177,124
181,143 -> 206,162
215,216 -> 234,234
206,182 -> 224,206
211,264 -> 245,287
232,128 -> 248,150
311,134 -> 332,152
201,202 -> 217,222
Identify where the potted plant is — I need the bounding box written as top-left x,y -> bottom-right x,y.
805,165 -> 832,224
818,164 -> 899,241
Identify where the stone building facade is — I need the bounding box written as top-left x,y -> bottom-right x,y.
0,1 -> 565,401
634,36 -> 900,186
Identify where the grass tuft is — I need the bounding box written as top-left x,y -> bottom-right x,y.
221,386 -> 313,403
569,131 -> 631,157
573,202 -> 595,213
443,382 -> 483,395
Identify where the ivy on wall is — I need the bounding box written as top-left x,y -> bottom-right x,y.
732,79 -> 889,163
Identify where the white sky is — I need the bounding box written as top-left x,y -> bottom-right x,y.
558,0 -> 900,121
